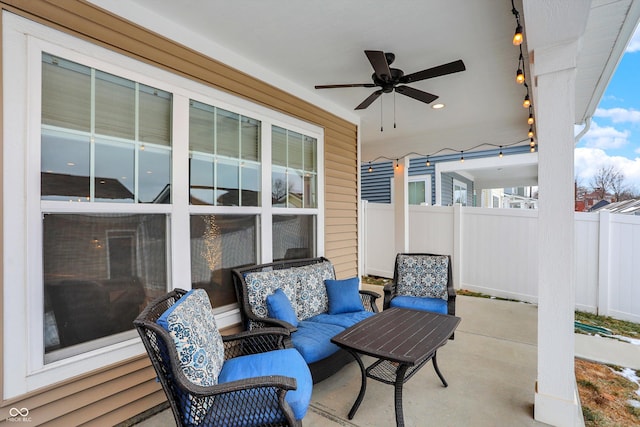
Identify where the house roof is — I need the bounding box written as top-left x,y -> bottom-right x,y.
592,198 -> 640,214
88,0 -> 640,185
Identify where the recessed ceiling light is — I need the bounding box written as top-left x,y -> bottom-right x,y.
431,103 -> 445,110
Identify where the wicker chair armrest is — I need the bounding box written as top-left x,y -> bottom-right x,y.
359,289 -> 381,313
222,327 -> 293,358
186,375 -> 297,397
383,283 -> 394,310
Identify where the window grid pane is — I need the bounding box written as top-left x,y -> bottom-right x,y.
189,100 -> 261,207
271,126 -> 317,208
41,54 -> 172,204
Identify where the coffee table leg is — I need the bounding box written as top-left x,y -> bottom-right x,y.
346,349 -> 367,420
432,352 -> 448,387
394,364 -> 409,427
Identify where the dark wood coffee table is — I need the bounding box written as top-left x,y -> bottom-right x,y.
331,307 -> 460,426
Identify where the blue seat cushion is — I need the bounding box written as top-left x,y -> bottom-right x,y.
218,348 -> 312,420
390,295 -> 448,314
306,310 -> 375,329
291,320 -> 344,364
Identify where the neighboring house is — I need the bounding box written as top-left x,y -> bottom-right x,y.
591,199 -> 640,215
575,188 -> 615,211
361,145 -> 536,207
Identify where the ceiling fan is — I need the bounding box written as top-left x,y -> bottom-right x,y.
315,50 -> 466,110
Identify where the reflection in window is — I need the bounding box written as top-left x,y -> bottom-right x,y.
43,213 -> 167,362
41,53 -> 172,203
190,214 -> 258,307
189,100 -> 261,206
453,180 -> 468,206
272,215 -> 315,260
272,126 -> 317,208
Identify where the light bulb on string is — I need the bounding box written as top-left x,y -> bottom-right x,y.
523,94 -> 530,108
499,146 -> 503,158
513,24 -> 523,45
460,151 -> 464,163
426,157 -> 431,167
368,163 -> 373,173
528,127 -> 534,138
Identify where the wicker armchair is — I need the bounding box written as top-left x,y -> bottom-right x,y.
384,253 -> 456,316
134,288 -> 312,427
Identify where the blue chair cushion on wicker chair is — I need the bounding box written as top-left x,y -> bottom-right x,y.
389,295 -> 448,314
218,348 -> 312,420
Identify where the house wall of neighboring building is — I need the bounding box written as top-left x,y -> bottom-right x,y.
441,172 -> 474,206
0,1 -> 358,424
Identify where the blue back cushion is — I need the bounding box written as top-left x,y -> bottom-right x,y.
325,277 -> 365,314
266,288 -> 299,327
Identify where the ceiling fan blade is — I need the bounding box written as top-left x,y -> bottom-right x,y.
355,90 -> 383,110
401,59 -> 466,83
365,50 -> 392,82
395,86 -> 438,104
315,83 -> 377,89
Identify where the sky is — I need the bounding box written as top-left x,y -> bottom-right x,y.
575,23 -> 640,194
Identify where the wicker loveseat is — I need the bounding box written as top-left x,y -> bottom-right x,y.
232,257 -> 380,383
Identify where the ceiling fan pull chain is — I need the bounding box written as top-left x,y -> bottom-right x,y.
394,91 -> 397,129
380,97 -> 384,132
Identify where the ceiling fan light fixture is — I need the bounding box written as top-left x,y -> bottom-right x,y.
513,24 -> 523,45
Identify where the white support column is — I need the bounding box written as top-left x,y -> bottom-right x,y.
393,157 -> 409,254
533,40 -> 582,426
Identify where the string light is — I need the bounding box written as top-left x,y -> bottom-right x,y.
363,137 -> 534,171
530,138 -> 535,147
516,54 -> 525,84
523,94 -> 530,108
499,146 -> 503,158
528,127 -> 534,138
368,162 -> 373,173
512,0 -> 523,46
528,112 -> 534,125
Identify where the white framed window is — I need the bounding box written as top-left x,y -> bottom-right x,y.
408,175 -> 432,205
453,179 -> 468,206
3,13 -> 323,398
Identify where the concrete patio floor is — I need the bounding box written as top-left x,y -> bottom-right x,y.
134,290 -> 550,426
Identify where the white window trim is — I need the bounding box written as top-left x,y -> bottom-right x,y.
3,12 -> 324,398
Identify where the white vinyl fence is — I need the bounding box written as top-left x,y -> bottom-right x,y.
360,201 -> 640,323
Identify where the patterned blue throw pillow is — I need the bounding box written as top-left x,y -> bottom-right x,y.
396,255 -> 449,300
157,289 -> 225,386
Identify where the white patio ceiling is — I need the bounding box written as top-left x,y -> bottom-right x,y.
90,0 -> 639,188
